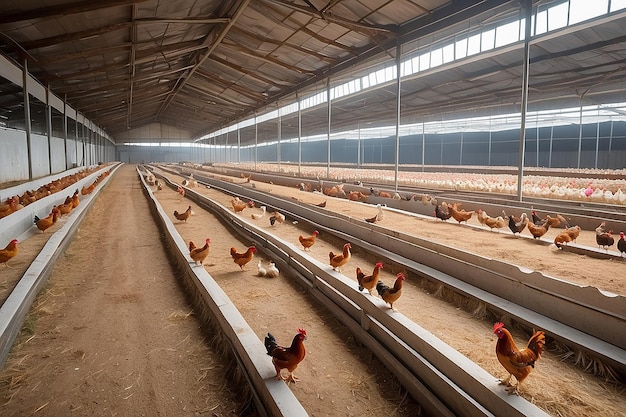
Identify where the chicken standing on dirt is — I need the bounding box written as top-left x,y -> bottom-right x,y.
264,329 -> 307,383
174,205 -> 192,222
230,246 -> 257,270
493,322 -> 545,395
298,230 -> 319,251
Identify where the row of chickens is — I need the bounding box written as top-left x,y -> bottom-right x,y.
1,168 -> 112,268
434,201 -> 626,255
224,162 -> 626,206
0,166 -> 107,220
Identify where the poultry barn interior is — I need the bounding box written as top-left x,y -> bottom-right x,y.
1,1 -> 626,417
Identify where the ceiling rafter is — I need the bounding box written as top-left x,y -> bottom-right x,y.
267,0 -> 398,34
156,0 -> 252,120
0,0 -> 152,24
207,55 -> 291,89
219,39 -> 317,75
18,22 -> 132,51
230,26 -> 335,63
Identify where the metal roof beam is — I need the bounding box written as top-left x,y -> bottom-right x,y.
0,0 -> 151,24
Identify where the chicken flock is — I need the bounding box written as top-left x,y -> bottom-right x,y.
2,168 -> 112,269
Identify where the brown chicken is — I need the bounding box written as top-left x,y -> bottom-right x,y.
493,322 -> 545,395
34,208 -> 60,233
329,243 -> 351,272
552,230 -> 573,249
174,205 -> 192,222
55,199 -> 74,216
449,203 -> 474,223
264,329 -> 307,382
527,219 -> 550,239
0,239 -> 19,267
71,189 -> 80,208
0,196 -> 22,219
298,230 -> 319,251
476,209 -> 489,226
269,211 -> 285,226
356,262 -> 383,295
189,238 -> 211,266
230,246 -> 257,270
231,198 -> 254,213
565,225 -> 581,242
376,272 -> 406,311
485,215 -> 507,231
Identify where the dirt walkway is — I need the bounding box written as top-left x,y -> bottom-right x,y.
0,165 -> 247,417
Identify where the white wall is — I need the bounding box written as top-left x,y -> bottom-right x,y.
0,129 -> 29,182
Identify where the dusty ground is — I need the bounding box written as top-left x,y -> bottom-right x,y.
1,163 -> 624,417
0,165 -> 251,417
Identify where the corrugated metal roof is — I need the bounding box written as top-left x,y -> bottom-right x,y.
1,1 -> 625,144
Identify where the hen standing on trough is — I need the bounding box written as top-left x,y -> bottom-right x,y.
34,208 -> 60,233
264,329 -> 307,383
595,221 -> 615,251
434,202 -> 452,221
189,238 -> 210,266
329,243 -> 351,272
493,322 -> 545,395
527,218 -> 550,239
503,211 -> 528,236
356,262 -> 383,295
376,273 -> 406,311
449,203 -> 474,224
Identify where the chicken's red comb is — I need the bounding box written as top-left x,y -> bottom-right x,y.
397,273 -> 406,279
493,322 -> 505,332
375,262 -> 384,268
297,328 -> 307,336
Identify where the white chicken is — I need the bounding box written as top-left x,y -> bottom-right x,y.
266,261 -> 280,278
251,206 -> 267,220
257,260 -> 267,277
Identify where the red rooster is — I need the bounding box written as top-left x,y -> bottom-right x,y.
264,329 -> 307,383
493,322 -> 545,395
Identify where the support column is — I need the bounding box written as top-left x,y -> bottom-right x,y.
394,40 -> 401,191
516,0 -> 532,201
23,59 -> 33,180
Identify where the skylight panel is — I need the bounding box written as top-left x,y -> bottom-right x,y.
569,0 -> 608,24
495,20 -> 520,47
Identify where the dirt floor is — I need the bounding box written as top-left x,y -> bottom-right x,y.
0,163 -> 625,417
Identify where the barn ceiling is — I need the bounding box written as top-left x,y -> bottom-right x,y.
1,1 -> 626,144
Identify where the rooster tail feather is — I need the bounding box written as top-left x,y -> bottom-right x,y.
329,251 -> 335,261
527,330 -> 546,357
376,280 -> 389,296
34,215 -> 40,223
264,333 -> 277,355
